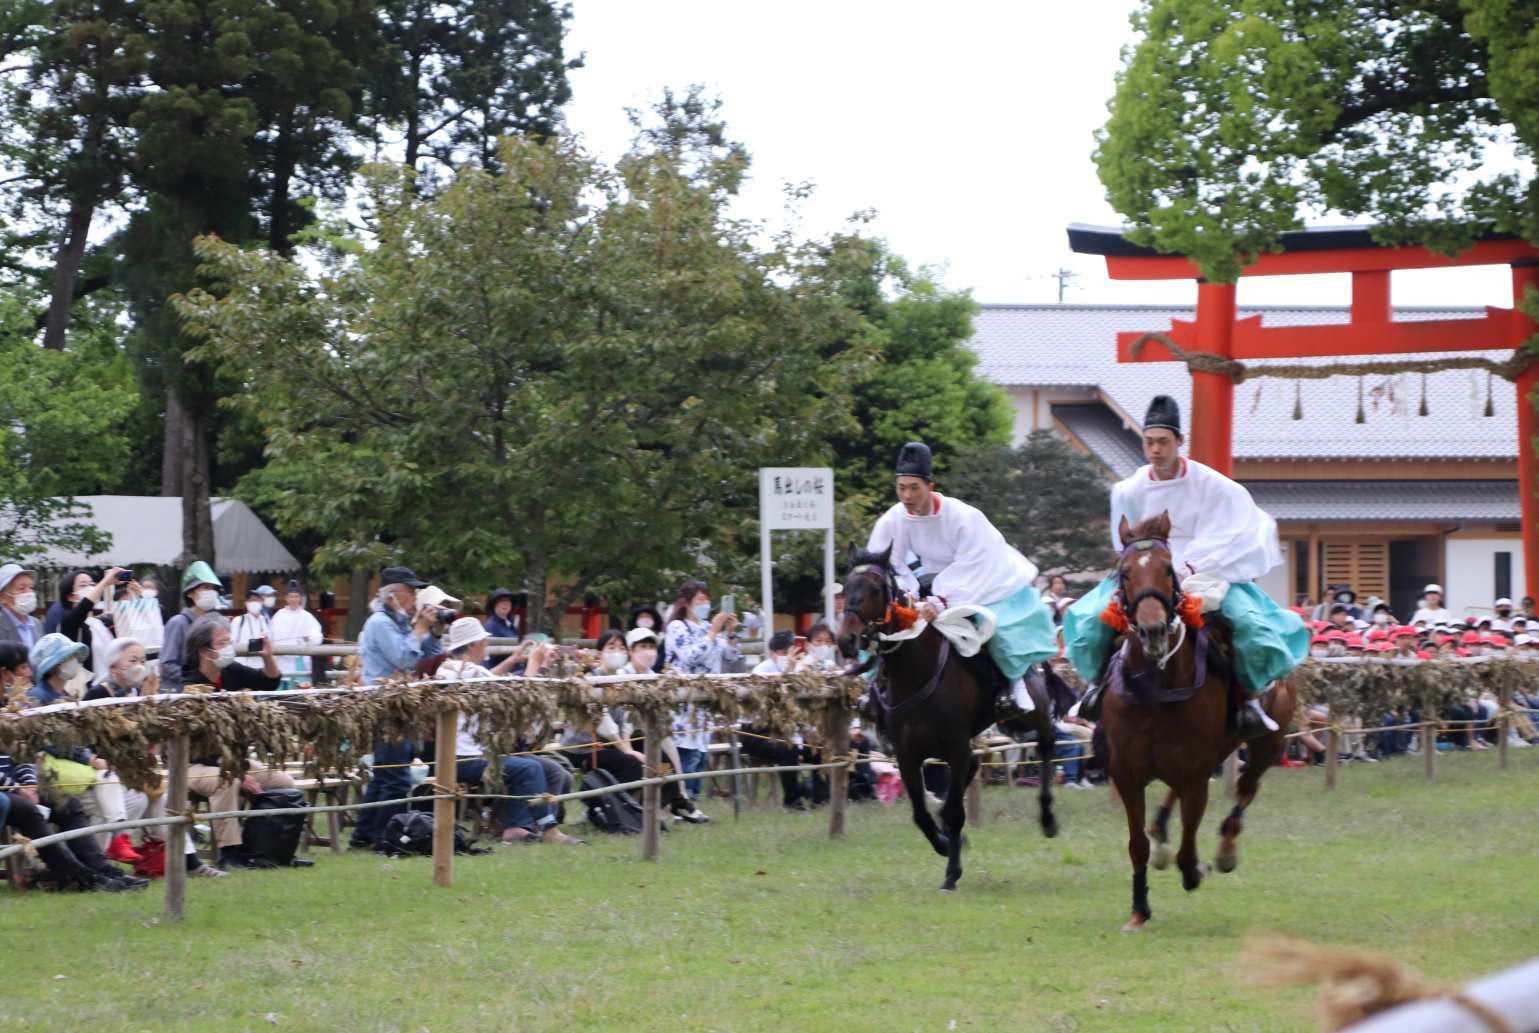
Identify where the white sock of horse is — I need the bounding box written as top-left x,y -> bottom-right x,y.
1247,697 -> 1278,732
1010,678 -> 1036,714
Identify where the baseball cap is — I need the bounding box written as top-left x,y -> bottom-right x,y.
624,627 -> 659,648
380,565 -> 428,589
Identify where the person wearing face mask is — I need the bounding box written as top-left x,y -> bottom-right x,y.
112,571 -> 166,653
48,567 -> 127,682
0,563 -> 43,652
352,566 -> 443,849
178,619 -> 308,869
799,624 -> 840,672
270,580 -> 325,689
158,560 -> 227,692
663,579 -> 737,802
558,627 -> 704,823
628,604 -> 666,671
483,588 -> 521,641
22,633 -> 147,863
752,631 -> 804,675
229,589 -> 274,671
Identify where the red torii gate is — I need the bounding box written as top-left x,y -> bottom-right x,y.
1066,224 -> 1539,599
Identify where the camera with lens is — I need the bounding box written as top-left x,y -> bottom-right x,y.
431,607 -> 459,625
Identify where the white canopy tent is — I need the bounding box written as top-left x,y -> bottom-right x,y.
38,496 -> 300,573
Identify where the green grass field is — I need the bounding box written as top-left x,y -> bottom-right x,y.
4,749 -> 1536,1033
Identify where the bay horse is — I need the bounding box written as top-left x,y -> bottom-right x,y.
837,544 -> 1060,892
1101,512 -> 1295,931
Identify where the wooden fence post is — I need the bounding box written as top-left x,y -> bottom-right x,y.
432,710 -> 457,888
642,715 -> 662,861
1497,687 -> 1511,771
1324,728 -> 1340,790
163,734 -> 188,920
1422,721 -> 1435,782
728,730 -> 744,821
826,709 -> 851,840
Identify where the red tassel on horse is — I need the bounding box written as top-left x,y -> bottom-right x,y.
887,602 -> 919,631
1099,596 -> 1130,634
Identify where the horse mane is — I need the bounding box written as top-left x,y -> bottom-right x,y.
848,546 -> 892,570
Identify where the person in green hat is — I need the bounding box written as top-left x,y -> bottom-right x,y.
158,560 -> 225,691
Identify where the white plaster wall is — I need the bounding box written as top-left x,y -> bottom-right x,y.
1255,539 -> 1290,606
1003,385 -> 1099,444
1444,538 -> 1526,613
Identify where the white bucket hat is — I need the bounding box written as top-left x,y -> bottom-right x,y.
1422,583 -> 1443,595
444,616 -> 489,652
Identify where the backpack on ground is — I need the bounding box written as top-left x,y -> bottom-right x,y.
242,788 -> 308,866
380,810 -> 486,856
580,767 -> 646,835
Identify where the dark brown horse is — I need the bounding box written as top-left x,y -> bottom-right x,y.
837,544 -> 1059,892
1102,512 -> 1296,931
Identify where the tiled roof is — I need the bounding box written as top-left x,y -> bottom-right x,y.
969,304 -> 1518,459
1052,403 -> 1144,478
1243,480 -> 1520,522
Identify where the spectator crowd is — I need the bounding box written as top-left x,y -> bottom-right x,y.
2,558 -> 1536,893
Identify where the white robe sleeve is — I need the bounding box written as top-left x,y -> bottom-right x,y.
866,506 -> 920,597
930,504 -> 1036,606
1180,465 -> 1281,583
1108,477 -> 1138,553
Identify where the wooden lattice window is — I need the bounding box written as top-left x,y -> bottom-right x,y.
1322,541 -> 1388,600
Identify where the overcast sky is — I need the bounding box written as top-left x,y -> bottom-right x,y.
564,0 -> 1525,311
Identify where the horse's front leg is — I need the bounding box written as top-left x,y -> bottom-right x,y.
1176,779 -> 1210,892
898,752 -> 948,857
938,753 -> 975,892
1115,771 -> 1151,931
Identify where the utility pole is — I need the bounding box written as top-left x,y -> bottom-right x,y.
1054,267 -> 1077,303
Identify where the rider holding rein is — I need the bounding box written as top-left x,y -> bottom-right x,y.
865,442 -> 1058,715
1063,395 -> 1308,739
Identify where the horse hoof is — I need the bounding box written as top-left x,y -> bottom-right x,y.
1150,840 -> 1171,870
1216,852 -> 1237,874
1121,914 -> 1147,932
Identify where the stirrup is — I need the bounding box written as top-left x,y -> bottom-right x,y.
1229,706 -> 1271,741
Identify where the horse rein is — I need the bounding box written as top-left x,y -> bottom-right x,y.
848,563 -> 907,655
1117,538 -> 1186,671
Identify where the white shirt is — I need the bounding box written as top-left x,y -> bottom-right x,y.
229,612 -> 272,670
1109,458 -> 1281,583
1411,606 -> 1453,626
866,493 -> 1037,606
752,656 -> 790,676
440,657 -> 494,756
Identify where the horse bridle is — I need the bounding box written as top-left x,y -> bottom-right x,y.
848,562 -> 905,654
1118,538 -> 1185,622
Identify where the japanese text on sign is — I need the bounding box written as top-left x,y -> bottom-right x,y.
759,467 -> 834,530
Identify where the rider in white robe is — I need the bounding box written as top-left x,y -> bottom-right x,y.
866,442 -> 1058,714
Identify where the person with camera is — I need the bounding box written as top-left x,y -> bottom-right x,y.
229,589 -> 274,671
663,579 -> 738,804
50,567 -> 130,681
179,619 -> 309,871
352,566 -> 443,849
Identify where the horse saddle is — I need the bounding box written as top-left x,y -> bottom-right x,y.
1107,621 -> 1235,707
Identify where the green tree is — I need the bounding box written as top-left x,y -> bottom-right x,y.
366,0 -> 580,181
0,285 -> 137,558
0,0 -> 142,349
944,432 -> 1112,580
176,98 -> 872,634
1095,0 -> 1539,283
824,237 -> 1014,505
